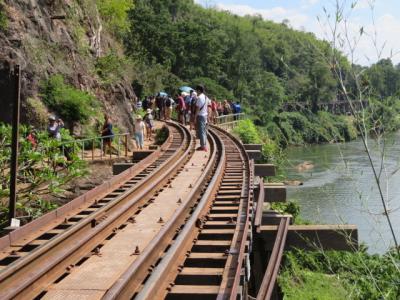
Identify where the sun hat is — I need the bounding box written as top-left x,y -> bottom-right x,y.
48,115 -> 56,121
136,115 -> 143,120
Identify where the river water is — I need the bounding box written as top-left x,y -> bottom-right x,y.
286,132 -> 400,254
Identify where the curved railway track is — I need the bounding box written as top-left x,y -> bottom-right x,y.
0,122 -> 194,299
0,123 -> 253,300
103,126 -> 253,300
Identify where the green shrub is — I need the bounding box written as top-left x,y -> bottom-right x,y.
271,111 -> 358,145
233,120 -> 287,179
41,75 -> 99,124
0,123 -> 87,227
233,119 -> 261,144
155,126 -> 169,145
95,51 -> 134,85
96,0 -> 133,36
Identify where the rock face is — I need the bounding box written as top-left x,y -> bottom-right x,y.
0,0 -> 136,133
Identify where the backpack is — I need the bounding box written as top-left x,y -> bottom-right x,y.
165,98 -> 171,107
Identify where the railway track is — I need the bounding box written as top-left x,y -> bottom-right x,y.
103,126 -> 253,300
0,123 -> 253,300
0,122 -> 194,299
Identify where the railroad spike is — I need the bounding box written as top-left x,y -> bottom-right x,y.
195,219 -> 202,228
177,198 -> 182,204
128,217 -> 136,223
131,246 -> 140,256
158,217 -> 164,223
10,250 -> 18,256
66,264 -> 74,272
189,184 -> 193,188
92,247 -> 102,257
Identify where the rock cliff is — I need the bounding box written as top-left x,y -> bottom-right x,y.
0,0 -> 136,133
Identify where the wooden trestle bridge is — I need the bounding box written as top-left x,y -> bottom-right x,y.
0,121 -> 358,300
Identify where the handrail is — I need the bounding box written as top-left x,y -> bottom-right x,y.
59,133 -> 130,161
60,133 -> 129,145
215,113 -> 245,125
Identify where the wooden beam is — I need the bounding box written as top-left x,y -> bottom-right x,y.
264,185 -> 286,203
258,225 -> 358,251
246,150 -> 262,160
254,164 -> 276,177
243,144 -> 263,151
253,181 -> 286,203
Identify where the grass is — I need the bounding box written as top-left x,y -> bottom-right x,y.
279,248 -> 400,300
279,269 -> 349,300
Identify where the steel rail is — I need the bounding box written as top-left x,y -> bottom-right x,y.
103,131 -> 222,300
212,125 -> 253,300
0,122 -> 194,299
256,216 -> 290,300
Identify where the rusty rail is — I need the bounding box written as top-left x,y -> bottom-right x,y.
106,125 -> 252,300
256,216 -> 290,300
215,125 -> 252,300
0,122 -> 193,299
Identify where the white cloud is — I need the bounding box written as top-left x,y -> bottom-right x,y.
215,3 -> 309,28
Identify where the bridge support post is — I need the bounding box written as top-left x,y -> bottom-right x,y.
8,65 -> 21,227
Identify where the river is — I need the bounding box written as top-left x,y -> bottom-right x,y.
286,132 -> 400,254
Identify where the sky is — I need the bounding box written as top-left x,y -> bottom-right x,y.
194,0 -> 400,66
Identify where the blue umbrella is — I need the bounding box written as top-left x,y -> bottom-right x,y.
159,91 -> 168,97
179,86 -> 193,93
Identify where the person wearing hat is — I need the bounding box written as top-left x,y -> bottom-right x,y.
143,109 -> 154,141
48,115 -> 64,140
134,115 -> 145,149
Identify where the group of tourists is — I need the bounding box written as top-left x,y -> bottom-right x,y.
135,85 -> 242,152
36,84 -> 240,159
